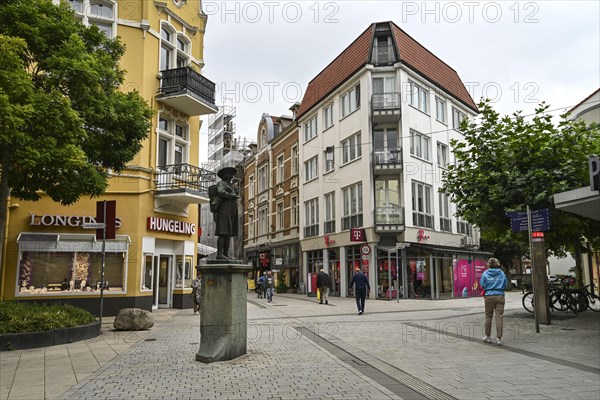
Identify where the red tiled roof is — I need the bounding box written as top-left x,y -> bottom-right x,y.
297,25 -> 374,118
297,21 -> 477,118
390,22 -> 477,112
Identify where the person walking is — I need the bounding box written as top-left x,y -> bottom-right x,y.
257,272 -> 266,298
265,271 -> 275,303
349,267 -> 370,315
316,269 -> 332,305
480,257 -> 508,345
191,278 -> 201,314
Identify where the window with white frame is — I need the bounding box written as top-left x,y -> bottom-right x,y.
260,128 -> 267,148
142,254 -> 154,291
457,217 -> 472,236
438,192 -> 452,232
247,212 -> 255,238
160,24 -> 190,71
373,128 -> 399,163
408,80 -> 428,113
248,175 -> 255,198
258,164 -> 268,193
69,0 -> 116,38
324,147 -> 335,172
341,84 -> 360,118
375,179 -> 401,225
323,104 -> 334,129
157,116 -> 189,168
342,182 -> 363,230
410,129 -> 430,161
291,146 -> 299,175
258,207 -> 268,236
304,198 -> 319,237
436,97 -> 447,123
277,154 -> 285,183
277,202 -> 284,230
291,196 -> 299,226
452,107 -> 467,130
304,115 -> 318,142
437,142 -> 449,168
342,133 -> 362,164
304,156 -> 318,182
324,192 -> 336,234
411,180 -> 433,228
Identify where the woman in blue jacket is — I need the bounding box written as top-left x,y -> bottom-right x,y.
479,258 -> 508,345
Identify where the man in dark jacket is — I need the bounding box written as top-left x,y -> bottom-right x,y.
316,269 -> 332,305
349,267 -> 370,315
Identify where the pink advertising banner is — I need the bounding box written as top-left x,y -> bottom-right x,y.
453,259 -> 487,297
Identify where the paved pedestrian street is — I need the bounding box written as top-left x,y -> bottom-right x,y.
1,292 -> 598,400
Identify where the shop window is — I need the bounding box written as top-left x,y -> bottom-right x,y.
175,255 -> 193,288
142,254 -> 154,291
18,250 -> 125,295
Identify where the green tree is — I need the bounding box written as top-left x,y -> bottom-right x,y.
442,100 -> 600,285
0,1 -> 153,284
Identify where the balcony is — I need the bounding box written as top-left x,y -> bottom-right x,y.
157,67 -> 217,116
373,149 -> 403,175
371,93 -> 401,123
154,164 -> 216,206
375,206 -> 405,233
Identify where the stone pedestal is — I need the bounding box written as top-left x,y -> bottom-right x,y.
196,260 -> 252,363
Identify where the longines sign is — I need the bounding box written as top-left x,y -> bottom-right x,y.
29,214 -> 122,228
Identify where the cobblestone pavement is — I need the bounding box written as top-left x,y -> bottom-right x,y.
1,292 -> 599,399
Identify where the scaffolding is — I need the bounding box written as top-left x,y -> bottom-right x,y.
207,103 -> 236,165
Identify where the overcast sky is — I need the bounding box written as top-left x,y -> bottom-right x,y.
199,0 -> 600,161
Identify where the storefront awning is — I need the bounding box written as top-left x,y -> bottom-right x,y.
197,243 -> 217,256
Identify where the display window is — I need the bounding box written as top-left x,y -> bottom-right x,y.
142,254 -> 154,291
175,255 -> 193,288
16,233 -> 128,295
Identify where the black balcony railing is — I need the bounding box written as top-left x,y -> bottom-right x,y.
155,163 -> 216,195
159,67 -> 216,107
372,93 -> 401,110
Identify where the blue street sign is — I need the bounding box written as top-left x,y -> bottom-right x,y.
506,209 -> 550,232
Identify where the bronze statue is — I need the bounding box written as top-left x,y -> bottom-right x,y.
209,167 -> 239,259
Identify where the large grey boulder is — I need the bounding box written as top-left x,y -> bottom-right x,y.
113,308 -> 154,331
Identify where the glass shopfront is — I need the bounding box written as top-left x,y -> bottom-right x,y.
16,233 -> 128,295
327,249 -> 340,296
377,249 -> 402,299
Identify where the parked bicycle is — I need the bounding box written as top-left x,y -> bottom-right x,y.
522,279 -> 598,314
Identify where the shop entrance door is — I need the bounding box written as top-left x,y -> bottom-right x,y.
157,255 -> 172,308
329,261 -> 340,296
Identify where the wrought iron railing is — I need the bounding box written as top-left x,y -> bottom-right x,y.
154,163 -> 216,195
159,67 -> 216,107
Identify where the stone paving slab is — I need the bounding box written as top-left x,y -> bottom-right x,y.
2,292 -> 599,400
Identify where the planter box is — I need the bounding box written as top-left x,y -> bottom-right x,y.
0,321 -> 101,351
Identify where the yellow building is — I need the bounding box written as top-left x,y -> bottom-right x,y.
1,0 -> 216,315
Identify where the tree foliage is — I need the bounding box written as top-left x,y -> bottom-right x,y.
0,0 -> 153,205
441,99 -> 600,258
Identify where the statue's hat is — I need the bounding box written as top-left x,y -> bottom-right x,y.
217,167 -> 237,179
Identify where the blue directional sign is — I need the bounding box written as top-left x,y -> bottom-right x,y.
506,209 -> 550,232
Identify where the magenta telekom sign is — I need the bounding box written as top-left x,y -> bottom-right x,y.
350,228 -> 366,242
